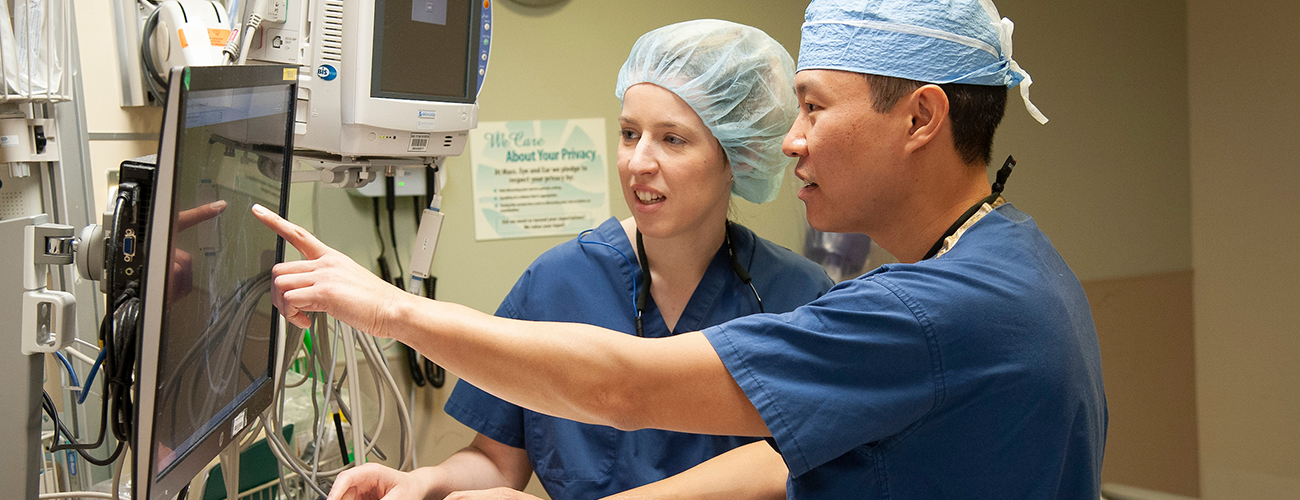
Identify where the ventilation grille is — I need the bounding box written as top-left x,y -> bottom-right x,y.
442,135 -> 454,148
319,0 -> 344,63
0,190 -> 35,219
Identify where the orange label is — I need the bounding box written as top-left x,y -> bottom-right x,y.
208,28 -> 231,47
178,29 -> 189,48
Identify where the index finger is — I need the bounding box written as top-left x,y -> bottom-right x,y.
251,203 -> 332,259
175,199 -> 228,232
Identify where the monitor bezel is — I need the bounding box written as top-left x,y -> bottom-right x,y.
368,0 -> 482,104
133,64 -> 296,500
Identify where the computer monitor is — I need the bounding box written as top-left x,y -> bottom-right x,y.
133,64 -> 297,500
292,0 -> 491,159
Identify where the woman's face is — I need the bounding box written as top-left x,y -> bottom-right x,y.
618,83 -> 732,239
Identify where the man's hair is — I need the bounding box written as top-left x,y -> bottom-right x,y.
862,74 -> 1007,166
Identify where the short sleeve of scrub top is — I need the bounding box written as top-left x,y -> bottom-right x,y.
702,204 -> 1107,499
704,277 -> 937,476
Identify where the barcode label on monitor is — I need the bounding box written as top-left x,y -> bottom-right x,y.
409,133 -> 431,152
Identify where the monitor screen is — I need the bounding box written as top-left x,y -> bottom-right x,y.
371,0 -> 476,103
134,65 -> 297,500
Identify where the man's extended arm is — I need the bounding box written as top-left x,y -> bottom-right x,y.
252,204 -> 769,437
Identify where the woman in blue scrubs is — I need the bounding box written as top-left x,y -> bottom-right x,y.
328,20 -> 831,500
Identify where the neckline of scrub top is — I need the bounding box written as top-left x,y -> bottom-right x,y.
593,216 -> 754,337
932,195 -> 1006,259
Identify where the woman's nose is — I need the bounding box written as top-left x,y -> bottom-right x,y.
626,139 -> 659,174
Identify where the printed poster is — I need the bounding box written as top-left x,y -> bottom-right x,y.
470,119 -> 610,240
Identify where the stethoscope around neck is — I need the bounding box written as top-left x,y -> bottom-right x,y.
633,220 -> 764,337
578,221 -> 763,338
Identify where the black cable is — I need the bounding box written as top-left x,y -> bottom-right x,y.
635,231 -> 650,338
372,197 -> 387,260
724,221 -> 763,313
333,412 -> 350,465
103,287 -> 141,444
423,277 -> 445,388
45,186 -> 142,466
384,176 -> 405,281
139,4 -> 169,103
922,155 -> 1017,261
43,390 -> 126,466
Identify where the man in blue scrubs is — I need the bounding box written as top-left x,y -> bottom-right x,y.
256,0 -> 1107,498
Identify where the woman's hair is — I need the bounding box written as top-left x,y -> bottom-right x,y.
616,20 -> 798,204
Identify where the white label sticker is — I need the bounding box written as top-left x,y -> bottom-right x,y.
0,135 -> 19,147
232,409 -> 247,435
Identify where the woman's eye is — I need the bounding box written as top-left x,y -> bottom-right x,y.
665,135 -> 686,145
621,129 -> 639,141
805,103 -> 819,113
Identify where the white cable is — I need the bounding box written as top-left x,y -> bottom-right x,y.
259,315 -> 416,499
236,0 -> 267,65
73,338 -> 99,352
356,325 -> 416,470
309,321 -> 341,487
407,384 -> 419,469
38,493 -> 124,500
112,450 -> 125,500
261,316 -> 330,498
61,345 -> 96,367
341,321 -> 365,466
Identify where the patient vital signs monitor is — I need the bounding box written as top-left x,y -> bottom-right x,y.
133,64 -> 296,500
293,0 -> 492,160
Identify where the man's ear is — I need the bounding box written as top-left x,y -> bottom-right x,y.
904,84 -> 950,154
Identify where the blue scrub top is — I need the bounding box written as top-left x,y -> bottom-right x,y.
446,217 -> 833,499
705,204 -> 1107,499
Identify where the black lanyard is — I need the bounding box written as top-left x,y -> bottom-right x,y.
922,156 -> 1016,260
635,221 -> 763,337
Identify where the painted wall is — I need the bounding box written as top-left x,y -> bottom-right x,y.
1188,0 -> 1300,497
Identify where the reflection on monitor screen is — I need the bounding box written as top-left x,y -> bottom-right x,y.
135,65 -> 296,500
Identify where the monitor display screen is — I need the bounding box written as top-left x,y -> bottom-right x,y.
372,0 -> 475,102
136,65 -> 296,500
152,84 -> 288,474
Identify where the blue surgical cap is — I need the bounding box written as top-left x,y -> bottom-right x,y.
800,0 -> 1048,123
616,20 -> 798,204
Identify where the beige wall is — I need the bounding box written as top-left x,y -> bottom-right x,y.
1086,271 -> 1199,497
74,0 -> 163,208
992,0 -> 1192,282
1188,0 -> 1300,498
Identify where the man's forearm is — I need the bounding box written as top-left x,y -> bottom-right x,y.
384,296 -> 769,437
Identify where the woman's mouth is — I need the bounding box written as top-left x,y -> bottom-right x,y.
635,190 -> 665,205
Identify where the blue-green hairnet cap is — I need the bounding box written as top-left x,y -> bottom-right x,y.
800,0 -> 1048,123
616,20 -> 798,204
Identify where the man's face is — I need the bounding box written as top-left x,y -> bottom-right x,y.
783,70 -> 912,234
